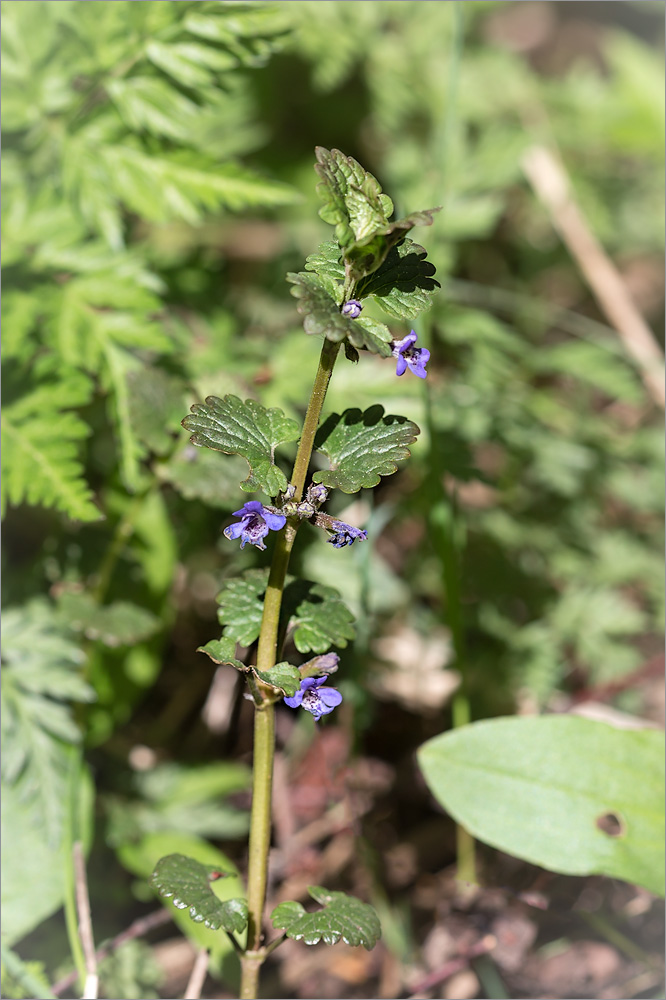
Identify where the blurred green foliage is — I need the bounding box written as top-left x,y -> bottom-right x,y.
1,0 -> 663,993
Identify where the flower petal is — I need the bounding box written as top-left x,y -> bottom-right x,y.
395,355 -> 408,377
283,690 -> 303,708
224,521 -> 246,540
318,687 -> 343,708
262,510 -> 287,531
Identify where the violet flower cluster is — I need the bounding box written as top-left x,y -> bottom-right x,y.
284,675 -> 343,721
223,501 -> 285,550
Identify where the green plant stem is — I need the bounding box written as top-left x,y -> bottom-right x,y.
240,337 -> 340,999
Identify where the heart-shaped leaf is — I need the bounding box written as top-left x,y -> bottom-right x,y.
418,716 -> 665,896
216,569 -> 268,647
150,853 -> 248,932
288,582 -> 356,653
313,405 -> 420,493
356,239 -> 441,319
182,395 -> 299,496
197,637 -> 245,671
215,570 -> 355,653
271,886 -> 381,949
286,272 -> 392,357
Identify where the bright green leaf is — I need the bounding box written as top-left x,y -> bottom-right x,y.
356,239 -> 441,320
254,661 -> 301,697
197,637 -> 245,672
418,716 -> 665,896
287,581 -> 356,653
313,405 -> 420,493
314,146 -> 393,250
150,854 -> 248,933
271,886 -> 381,949
216,569 -> 269,647
182,395 -> 298,496
286,272 -> 392,357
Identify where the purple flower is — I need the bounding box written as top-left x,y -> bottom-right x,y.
223,501 -> 286,550
327,520 -> 368,548
283,675 -> 343,720
392,331 -> 430,379
341,299 -> 363,318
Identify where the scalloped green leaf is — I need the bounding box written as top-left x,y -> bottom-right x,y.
344,208 -> 441,283
304,241 -> 345,282
215,571 -> 355,653
288,582 -> 356,654
150,853 -> 248,933
314,146 -> 393,250
271,886 -> 381,949
197,637 -> 245,671
254,661 -> 301,697
57,592 -> 160,647
313,148 -> 439,281
286,272 -> 392,357
356,239 -> 441,319
216,568 -> 269,647
313,405 -> 420,493
182,395 -> 298,497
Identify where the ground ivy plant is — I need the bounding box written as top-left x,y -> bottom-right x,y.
149,147 -> 440,999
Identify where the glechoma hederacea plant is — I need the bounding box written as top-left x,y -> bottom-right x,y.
149,147 -> 440,999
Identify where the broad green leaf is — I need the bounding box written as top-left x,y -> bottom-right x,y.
356,239 -> 441,320
197,637 -> 245,672
216,569 -> 269,646
313,405 -> 420,493
254,661 -> 301,697
150,854 -> 248,933
117,832 -> 244,984
314,146 -> 392,250
58,592 -> 161,647
182,395 -> 298,496
286,272 -> 392,357
271,886 -> 381,949
286,581 -> 356,654
1,601 -> 94,840
418,716 -> 665,896
1,752 -> 94,947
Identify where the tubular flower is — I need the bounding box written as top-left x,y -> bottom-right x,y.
283,675 -> 343,721
327,520 -> 368,548
391,331 -> 430,379
341,299 -> 363,318
223,501 -> 286,550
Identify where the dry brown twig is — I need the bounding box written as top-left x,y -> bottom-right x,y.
73,841 -> 98,1000
522,145 -> 665,408
51,909 -> 173,996
183,947 -> 210,1000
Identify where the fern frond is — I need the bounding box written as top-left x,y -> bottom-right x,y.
1,374 -> 100,522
